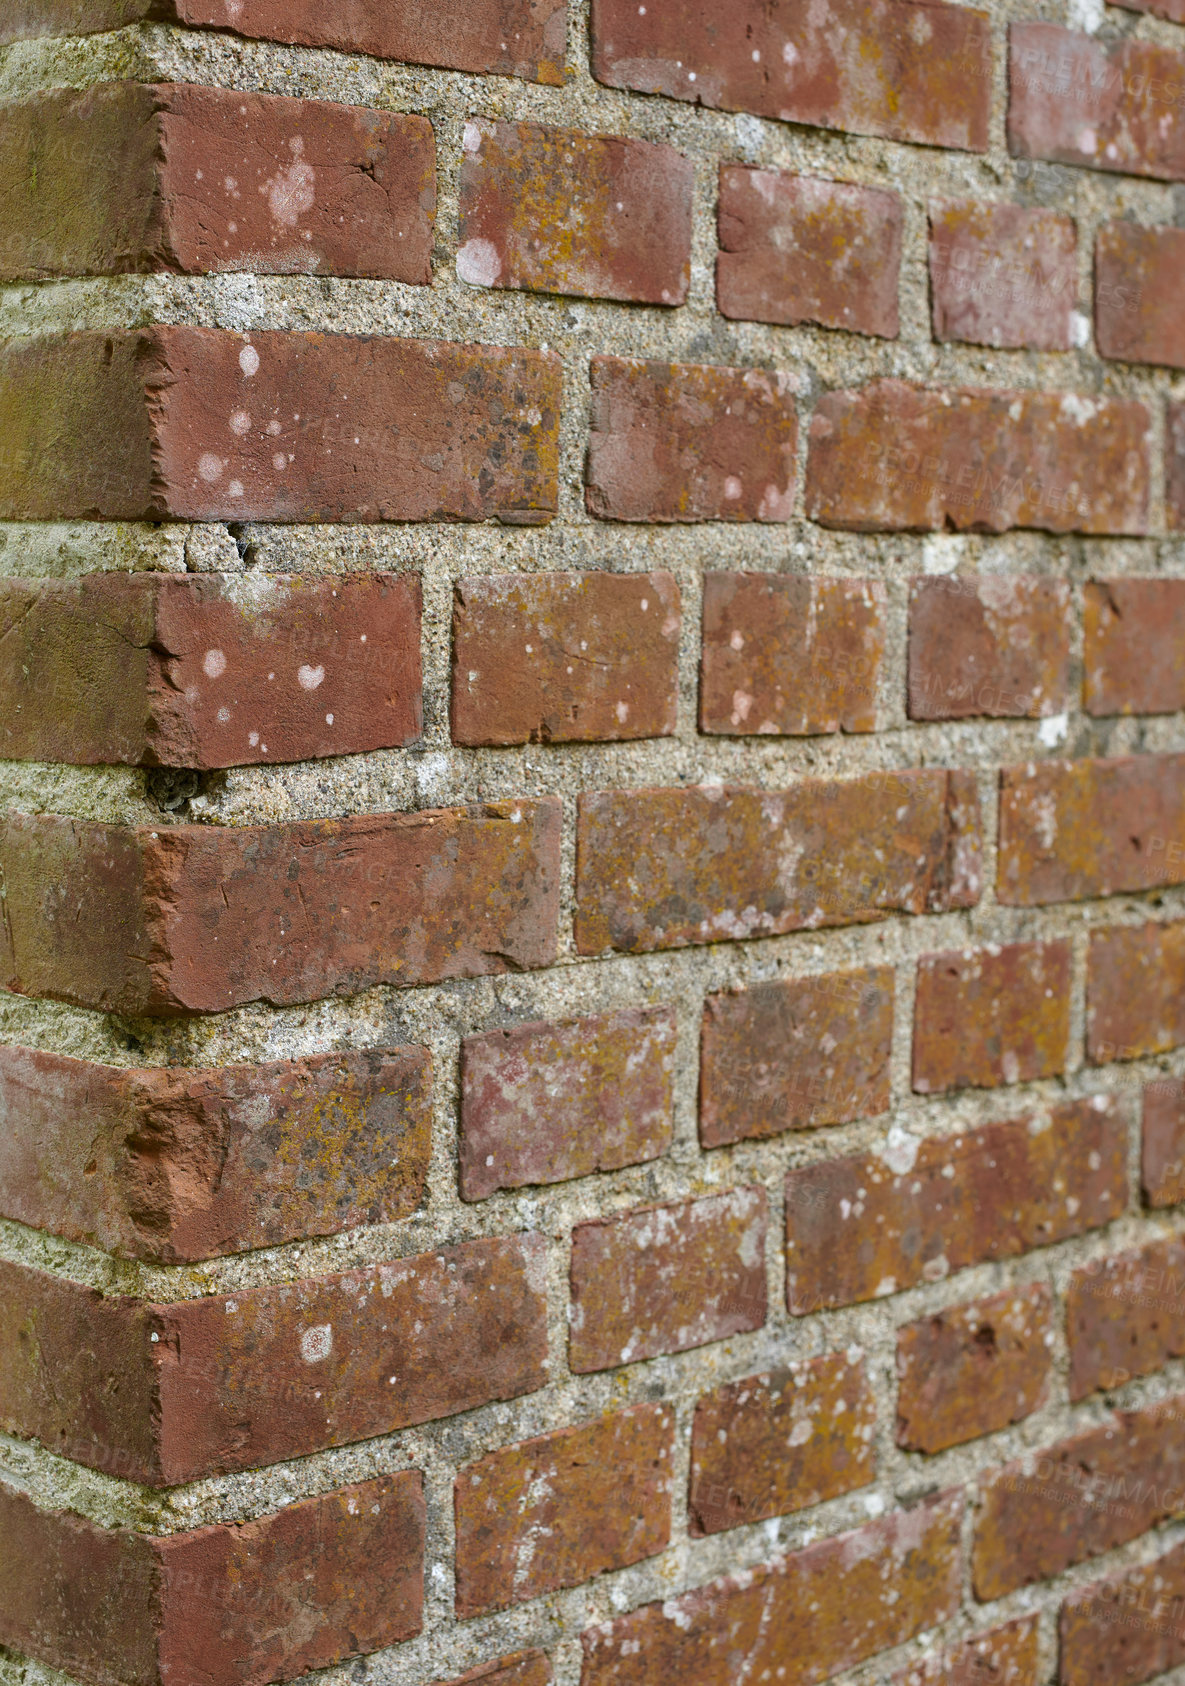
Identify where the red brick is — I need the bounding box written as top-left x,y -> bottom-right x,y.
591,0 -> 991,151
973,1395 -> 1185,1599
0,82 -> 434,283
700,574 -> 885,736
1096,223 -> 1185,370
929,200 -> 1077,352
0,803 -> 560,1016
569,1187 -> 767,1373
785,1098 -> 1127,1313
896,1284 -> 1053,1454
1068,1237 -> 1185,1400
688,1351 -> 875,1535
699,965 -> 894,1148
717,167 -> 902,338
0,571 -> 421,768
1009,25 -> 1185,183
460,1007 -> 675,1200
0,1043 -> 431,1263
1087,922 -> 1185,1064
892,1617 -> 1040,1686
1085,580 -> 1185,717
431,1657 -> 552,1686
0,327 -> 561,524
908,575 -> 1073,721
1143,1078 -> 1185,1208
585,357 -> 798,524
912,940 -> 1072,1093
999,754 -> 1185,905
575,769 -> 982,956
1171,402 -> 1185,531
0,1473 -> 424,1686
456,120 -> 691,305
806,380 -> 1151,535
1060,1540 -> 1185,1686
454,1405 -> 674,1616
0,1237 -> 547,1486
450,571 -> 679,746
581,1492 -> 963,1686
1113,0 -> 1185,18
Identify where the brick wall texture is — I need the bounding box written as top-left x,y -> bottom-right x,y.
4,4 -> 1185,1686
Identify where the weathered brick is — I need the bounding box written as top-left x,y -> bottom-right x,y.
1085,580 -> 1185,717
1060,1540 -> 1185,1686
0,82 -> 435,283
785,1098 -> 1126,1313
892,1617 -> 1040,1686
1087,921 -> 1185,1065
929,200 -> 1077,351
806,380 -> 1150,535
450,571 -> 679,746
1143,1078 -> 1185,1208
1068,1237 -> 1185,1399
460,1007 -> 675,1200
908,575 -> 1073,721
1171,402 -> 1185,531
699,966 -> 894,1148
454,1405 -> 673,1616
1009,25 -> 1185,183
0,803 -> 560,1016
700,574 -> 885,736
1096,223 -> 1185,370
585,357 -> 797,524
591,0 -> 991,151
456,119 -> 691,305
717,167 -> 902,338
569,1187 -> 767,1373
581,1492 -> 963,1686
688,1351 -> 875,1535
999,754 -> 1185,905
0,1237 -> 548,1485
431,1656 -> 552,1686
973,1396 -> 1185,1599
0,327 -> 560,524
0,1473 -> 424,1686
0,1043 -> 432,1263
896,1284 -> 1053,1453
0,572 -> 421,768
912,940 -> 1072,1093
576,770 -> 982,957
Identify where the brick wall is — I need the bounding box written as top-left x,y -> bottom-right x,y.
2,3 -> 1185,1685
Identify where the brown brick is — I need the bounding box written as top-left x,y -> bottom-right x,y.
591,0 -> 990,151
0,1473 -> 424,1686
908,575 -> 1073,721
576,770 -> 982,957
454,1405 -> 674,1616
912,940 -> 1072,1094
929,200 -> 1077,352
0,1237 -> 548,1486
569,1187 -> 767,1373
0,1043 -> 432,1263
460,1007 -> 675,1201
1097,223 -> 1185,370
892,1617 -> 1041,1686
896,1284 -> 1053,1454
688,1351 -> 876,1535
1060,1540 -> 1185,1686
1143,1078 -> 1185,1208
0,82 -> 435,283
1084,579 -> 1185,717
0,327 -> 560,524
1009,25 -> 1185,183
700,574 -> 885,736
0,572 -> 421,768
973,1395 -> 1185,1599
0,803 -> 560,1016
999,754 -> 1185,906
450,571 -> 679,746
785,1098 -> 1127,1313
1114,0 -> 1185,18
456,119 -> 691,305
806,380 -> 1151,535
1087,922 -> 1185,1065
431,1657 -> 552,1686
699,966 -> 894,1148
581,1492 -> 963,1686
717,167 -> 902,338
1068,1237 -> 1185,1400
585,357 -> 798,524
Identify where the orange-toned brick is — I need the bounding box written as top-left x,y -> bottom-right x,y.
908,575 -> 1073,721
929,200 -> 1077,351
1060,1541 -> 1185,1686
1068,1237 -> 1185,1399
892,1617 -> 1040,1686
1143,1078 -> 1185,1208
1084,579 -> 1185,717
1087,921 -> 1185,1065
912,940 -> 1072,1093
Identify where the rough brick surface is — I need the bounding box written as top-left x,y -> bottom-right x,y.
929,200 -> 1077,352
699,966 -> 894,1147
1084,579 -> 1185,717
1143,1078 -> 1185,1208
450,571 -> 679,745
432,1657 -> 551,1686
1096,223 -> 1185,370
585,358 -> 798,524
1068,1237 -> 1185,1399
454,1405 -> 674,1616
700,574 -> 885,736
1060,1541 -> 1185,1686
717,168 -> 902,338
1170,403 -> 1185,531
908,575 -> 1073,721
459,1006 -> 675,1199
912,940 -> 1072,1093
892,1617 -> 1040,1686
1087,922 -> 1185,1065
785,1099 -> 1126,1313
